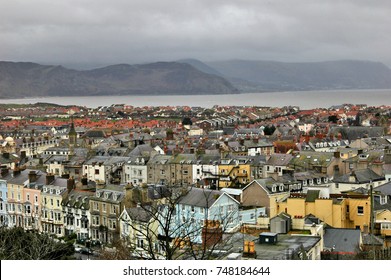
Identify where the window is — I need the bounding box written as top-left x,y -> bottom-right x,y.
137,239 -> 144,248
56,200 -> 60,207
381,223 -> 391,230
27,194 -> 30,201
102,203 -> 106,212
346,205 -> 350,214
95,169 -> 99,175
35,195 -> 38,203
357,206 -> 364,215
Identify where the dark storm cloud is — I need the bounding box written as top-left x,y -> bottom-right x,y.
1,0 -> 390,67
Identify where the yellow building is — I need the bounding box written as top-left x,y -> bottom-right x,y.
218,158 -> 251,188
41,184 -> 68,237
375,209 -> 391,247
276,191 -> 371,231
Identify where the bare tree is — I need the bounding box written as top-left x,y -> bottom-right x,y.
118,185 -> 239,260
0,226 -> 74,260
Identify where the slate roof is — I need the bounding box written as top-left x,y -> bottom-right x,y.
178,187 -> 223,208
333,168 -> 385,184
62,189 -> 95,209
374,181 -> 391,196
125,207 -> 154,223
266,154 -> 293,166
305,190 -> 320,202
7,169 -> 47,185
128,144 -> 156,157
323,228 -> 361,253
328,126 -> 384,141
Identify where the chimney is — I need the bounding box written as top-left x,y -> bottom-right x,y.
28,170 -> 37,183
13,167 -> 21,177
61,173 -> 70,179
81,176 -> 88,186
46,173 -> 55,185
67,177 -> 75,192
1,168 -> 9,177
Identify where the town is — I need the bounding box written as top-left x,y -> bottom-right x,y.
0,102 -> 390,260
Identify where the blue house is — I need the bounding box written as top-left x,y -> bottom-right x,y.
0,169 -> 12,226
174,187 -> 240,244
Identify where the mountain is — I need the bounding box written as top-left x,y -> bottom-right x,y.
0,61 -> 239,99
177,59 -> 223,76
205,60 -> 391,92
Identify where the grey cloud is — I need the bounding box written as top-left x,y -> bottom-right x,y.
1,0 -> 390,67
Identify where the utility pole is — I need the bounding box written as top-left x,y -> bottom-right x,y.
370,181 -> 375,260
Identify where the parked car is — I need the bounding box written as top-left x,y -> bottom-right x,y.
80,247 -> 93,255
74,246 -> 82,253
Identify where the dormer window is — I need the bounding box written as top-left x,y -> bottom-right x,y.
317,178 -> 321,184
279,185 -> 284,191
96,192 -> 101,198
104,192 -> 109,199
272,184 -> 277,192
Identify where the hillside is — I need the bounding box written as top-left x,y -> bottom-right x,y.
206,60 -> 391,92
0,61 -> 239,99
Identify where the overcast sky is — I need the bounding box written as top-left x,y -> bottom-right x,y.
1,0 -> 391,68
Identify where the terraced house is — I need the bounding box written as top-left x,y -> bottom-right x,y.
89,185 -> 126,244
62,189 -> 95,241
41,183 -> 68,237
7,169 -> 46,228
218,157 -> 251,188
175,187 -> 240,244
276,191 -> 371,231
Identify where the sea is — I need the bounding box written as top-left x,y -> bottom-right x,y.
0,89 -> 390,109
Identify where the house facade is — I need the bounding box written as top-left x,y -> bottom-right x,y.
89,185 -> 125,244
175,188 -> 240,244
